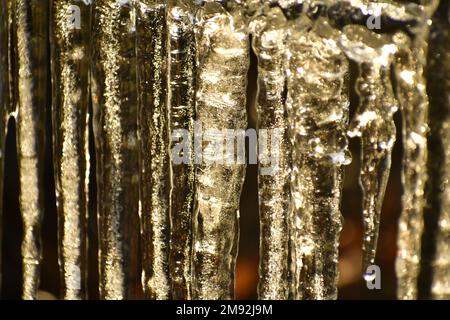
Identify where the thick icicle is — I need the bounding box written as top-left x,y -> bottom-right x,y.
50,0 -> 91,299
167,0 -> 196,300
91,0 -> 140,299
192,2 -> 249,299
13,0 -> 49,300
339,25 -> 398,274
286,16 -> 350,299
0,0 -> 8,294
424,1 -> 450,299
393,33 -> 427,300
250,7 -> 291,300
393,1 -> 438,300
136,0 -> 171,300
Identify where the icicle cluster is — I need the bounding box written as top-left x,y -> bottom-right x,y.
0,0 -> 449,300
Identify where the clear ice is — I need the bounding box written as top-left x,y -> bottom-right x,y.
92,0 -> 140,299
13,0 -> 49,300
286,15 -> 350,300
251,6 -> 291,300
0,0 -> 8,293
136,0 -> 172,300
425,0 -> 450,299
0,0 -> 450,301
192,1 -> 249,299
167,0 -> 197,300
339,25 -> 398,273
51,0 -> 92,299
393,0 -> 439,299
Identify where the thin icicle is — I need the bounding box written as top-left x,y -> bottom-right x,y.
286,16 -> 350,300
393,1 -> 438,300
250,7 -> 291,300
192,1 -> 249,299
136,0 -> 171,299
425,1 -> 450,299
13,0 -> 49,300
0,0 -> 8,294
167,0 -> 197,300
6,0 -> 15,119
91,0 -> 140,299
51,0 -> 91,299
339,25 -> 398,274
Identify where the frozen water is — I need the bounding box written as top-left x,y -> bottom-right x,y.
51,0 -> 92,299
1,0 -> 450,301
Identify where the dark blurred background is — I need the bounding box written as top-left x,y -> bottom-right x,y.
1,16 -> 417,301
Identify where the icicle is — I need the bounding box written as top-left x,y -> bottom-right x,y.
166,0 -> 197,300
0,0 -> 8,294
91,0 -> 140,299
286,16 -> 350,300
12,0 -> 49,300
5,0 -> 15,119
424,1 -> 450,299
192,1 -> 249,299
250,6 -> 291,300
393,0 -> 438,300
50,0 -> 92,299
339,25 -> 397,274
136,0 -> 171,300
393,32 -> 428,300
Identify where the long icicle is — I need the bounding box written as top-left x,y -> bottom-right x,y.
13,0 -> 49,300
250,6 -> 291,300
393,32 -> 428,300
0,0 -> 9,294
50,0 -> 91,299
339,25 -> 398,275
424,0 -> 450,299
192,1 -> 249,299
91,0 -> 140,299
286,15 -> 350,299
6,0 -> 15,120
136,0 -> 171,299
167,0 -> 197,300
393,0 -> 438,300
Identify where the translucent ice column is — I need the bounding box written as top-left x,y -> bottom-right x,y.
136,0 -> 171,299
192,1 -> 249,299
0,0 -> 8,294
339,25 -> 398,274
251,7 -> 291,300
5,0 -> 14,119
393,0 -> 438,300
424,1 -> 450,299
167,0 -> 197,300
286,16 -> 350,299
91,0 -> 140,299
50,0 -> 92,299
13,0 -> 49,300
